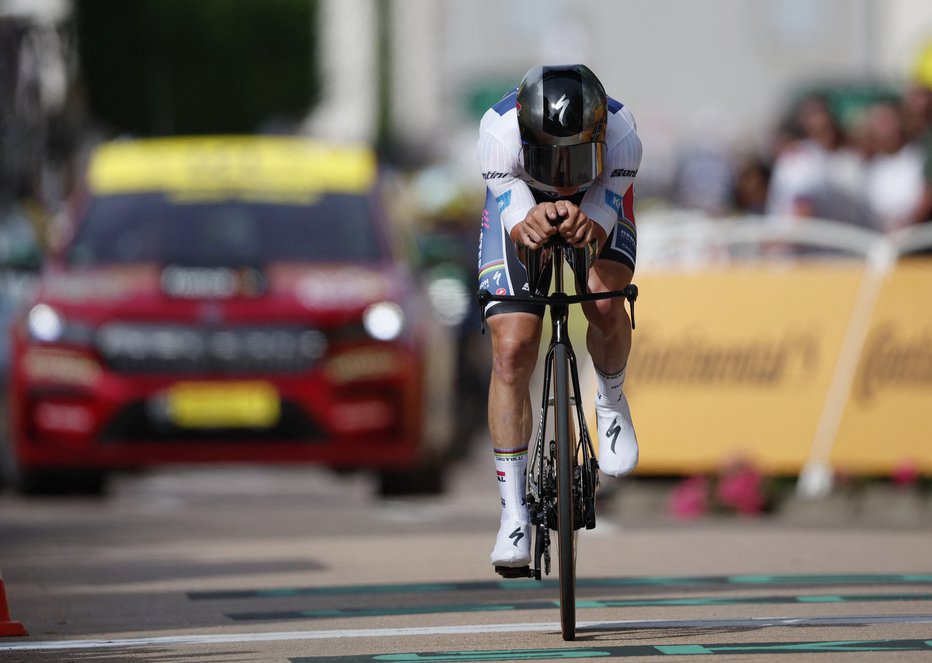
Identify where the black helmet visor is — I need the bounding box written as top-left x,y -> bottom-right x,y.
522,142 -> 605,189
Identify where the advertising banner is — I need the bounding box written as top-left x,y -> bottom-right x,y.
617,262 -> 865,475
832,259 -> 932,474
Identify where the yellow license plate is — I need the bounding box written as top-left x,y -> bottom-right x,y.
166,381 -> 280,429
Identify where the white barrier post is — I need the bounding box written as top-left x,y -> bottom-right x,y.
796,238 -> 896,498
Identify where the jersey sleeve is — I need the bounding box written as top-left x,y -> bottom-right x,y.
581,125 -> 642,237
477,111 -> 536,236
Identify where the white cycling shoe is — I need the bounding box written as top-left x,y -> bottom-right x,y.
490,519 -> 531,567
596,391 -> 639,477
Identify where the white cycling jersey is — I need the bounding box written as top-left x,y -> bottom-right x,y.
477,88 -> 643,240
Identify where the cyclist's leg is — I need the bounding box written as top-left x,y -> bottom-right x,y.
487,312 -> 542,457
478,189 -> 543,566
583,259 -> 633,375
581,218 -> 639,477
487,311 -> 541,566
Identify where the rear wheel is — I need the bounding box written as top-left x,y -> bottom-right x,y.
553,344 -> 576,641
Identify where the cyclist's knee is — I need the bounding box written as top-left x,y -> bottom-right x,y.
585,261 -> 633,333
492,335 -> 539,385
585,297 -> 630,333
489,315 -> 541,386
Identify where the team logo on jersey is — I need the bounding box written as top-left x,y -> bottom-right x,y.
496,190 -> 512,211
611,168 -> 638,177
482,171 -> 509,180
605,190 -> 623,214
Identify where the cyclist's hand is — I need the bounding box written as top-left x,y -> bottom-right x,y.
555,201 -> 606,249
510,203 -> 560,249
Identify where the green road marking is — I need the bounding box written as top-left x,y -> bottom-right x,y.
190,573 -> 932,600
228,592 -> 932,621
729,574 -> 932,585
653,645 -> 715,655
376,651 -> 611,661
290,639 -> 932,662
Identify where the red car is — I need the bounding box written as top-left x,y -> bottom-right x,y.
6,136 -> 456,495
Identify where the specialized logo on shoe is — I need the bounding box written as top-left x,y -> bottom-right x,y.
607,417 -> 622,453
508,527 -> 525,547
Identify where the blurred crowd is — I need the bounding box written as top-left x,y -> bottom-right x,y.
691,80 -> 932,235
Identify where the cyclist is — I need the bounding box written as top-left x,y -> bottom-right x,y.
477,64 -> 642,571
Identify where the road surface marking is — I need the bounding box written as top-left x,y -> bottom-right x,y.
226,592 -> 932,621
188,573 -> 932,600
1,614 -> 931,652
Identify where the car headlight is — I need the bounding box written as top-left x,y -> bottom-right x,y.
362,302 -> 405,341
27,304 -> 64,342
26,304 -> 94,344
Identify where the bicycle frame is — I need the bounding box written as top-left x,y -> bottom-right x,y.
527,253 -> 600,538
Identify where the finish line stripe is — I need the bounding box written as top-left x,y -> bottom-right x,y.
188,574 -> 932,600
2,615 -> 931,652
227,592 -> 932,621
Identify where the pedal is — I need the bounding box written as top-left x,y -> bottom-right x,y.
495,565 -> 533,579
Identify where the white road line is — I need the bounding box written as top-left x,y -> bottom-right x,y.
1,615 -> 931,652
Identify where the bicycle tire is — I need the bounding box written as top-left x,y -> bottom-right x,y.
553,343 -> 576,641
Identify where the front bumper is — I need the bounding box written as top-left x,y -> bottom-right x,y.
10,342 -> 424,470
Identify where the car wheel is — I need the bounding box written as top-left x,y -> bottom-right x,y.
0,445 -> 15,493
377,462 -> 445,497
17,469 -> 108,497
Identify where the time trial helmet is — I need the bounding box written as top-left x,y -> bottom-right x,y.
516,64 -> 608,189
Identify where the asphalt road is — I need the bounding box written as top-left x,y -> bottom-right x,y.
0,440 -> 930,662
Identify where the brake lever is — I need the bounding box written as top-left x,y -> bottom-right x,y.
624,284 -> 638,330
477,289 -> 491,334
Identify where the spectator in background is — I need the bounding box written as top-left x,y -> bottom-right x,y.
901,81 -> 932,224
730,155 -> 771,215
765,94 -> 869,228
670,107 -> 734,215
901,82 -> 932,143
862,100 -> 926,233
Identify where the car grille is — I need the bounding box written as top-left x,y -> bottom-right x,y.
95,324 -> 328,375
99,400 -> 326,443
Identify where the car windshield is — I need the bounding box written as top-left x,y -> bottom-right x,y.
66,192 -> 385,267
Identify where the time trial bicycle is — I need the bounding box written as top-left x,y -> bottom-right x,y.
478,235 -> 637,641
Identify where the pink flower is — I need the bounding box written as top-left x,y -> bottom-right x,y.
715,462 -> 765,515
892,460 -> 920,487
668,476 -> 710,520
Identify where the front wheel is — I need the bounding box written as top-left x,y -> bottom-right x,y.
553,344 -> 576,641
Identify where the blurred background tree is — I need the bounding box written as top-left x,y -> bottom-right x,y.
73,0 -> 320,136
